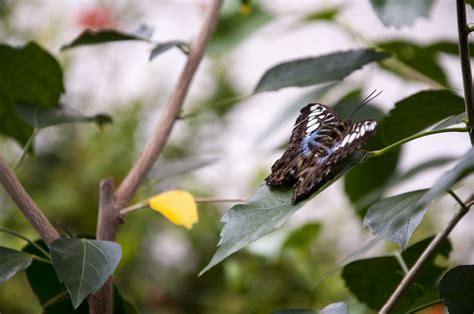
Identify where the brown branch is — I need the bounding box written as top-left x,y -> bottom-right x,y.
0,157 -> 60,245
457,0 -> 474,144
88,178 -> 119,314
379,194 -> 473,313
114,0 -> 224,209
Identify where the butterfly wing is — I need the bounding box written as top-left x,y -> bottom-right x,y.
292,119 -> 377,203
265,103 -> 341,186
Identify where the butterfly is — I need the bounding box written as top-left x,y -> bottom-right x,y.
265,91 -> 380,204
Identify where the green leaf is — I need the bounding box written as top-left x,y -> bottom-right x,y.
61,25 -> 153,50
467,0 -> 474,8
364,190 -> 428,249
378,40 -> 448,86
418,147 -> 474,210
342,237 -> 451,312
432,112 -> 467,130
149,41 -> 189,60
369,0 -> 433,28
319,302 -> 349,314
208,3 -> 272,56
0,246 -> 32,284
254,49 -> 389,93
23,240 -> 88,313
16,103 -> 112,129
50,238 -> 122,309
200,151 -> 367,275
0,42 -> 64,145
378,90 -> 465,146
439,265 -> 474,313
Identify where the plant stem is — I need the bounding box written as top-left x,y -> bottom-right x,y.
114,0 -> 224,210
369,127 -> 469,158
13,128 -> 37,171
0,157 -> 60,245
379,194 -> 473,313
0,227 -> 51,258
457,0 -> 474,144
29,254 -> 52,264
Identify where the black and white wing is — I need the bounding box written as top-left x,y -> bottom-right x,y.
265,103 -> 341,187
292,119 -> 377,203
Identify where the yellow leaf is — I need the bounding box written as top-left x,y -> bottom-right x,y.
148,190 -> 198,229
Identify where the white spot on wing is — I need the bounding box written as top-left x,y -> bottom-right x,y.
306,124 -> 318,134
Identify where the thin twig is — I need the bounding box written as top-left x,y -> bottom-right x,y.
114,0 -> 224,209
457,0 -> 474,144
0,157 -> 60,245
379,193 -> 473,313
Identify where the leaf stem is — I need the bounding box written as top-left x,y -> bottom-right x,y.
456,0 -> 474,144
29,254 -> 52,264
369,127 -> 469,158
379,194 -> 473,313
0,227 -> 51,259
13,128 -> 38,171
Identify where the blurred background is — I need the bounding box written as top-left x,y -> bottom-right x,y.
0,0 -> 473,313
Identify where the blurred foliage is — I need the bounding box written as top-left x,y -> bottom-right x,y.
0,1 -> 472,313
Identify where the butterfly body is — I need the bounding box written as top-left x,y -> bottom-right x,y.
265,103 -> 377,204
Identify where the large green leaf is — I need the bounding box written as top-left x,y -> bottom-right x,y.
0,42 -> 64,145
23,240 -> 88,313
342,237 -> 451,312
0,246 -> 32,284
208,2 -> 272,56
50,238 -> 122,309
418,147 -> 474,210
201,151 -> 367,275
16,103 -> 112,129
369,0 -> 433,28
439,265 -> 474,313
61,25 -> 153,50
432,113 -> 467,130
254,49 -> 389,93
378,90 -> 465,146
363,190 -> 428,249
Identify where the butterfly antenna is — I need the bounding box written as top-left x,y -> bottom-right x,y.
348,89 -> 383,120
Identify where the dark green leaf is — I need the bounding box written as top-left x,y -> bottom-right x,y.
208,4 -> 271,56
467,0 -> 474,8
363,190 -> 428,249
369,0 -> 433,28
0,42 -> 64,145
432,112 -> 467,130
23,240 -> 88,313
319,302 -> 349,314
439,265 -> 474,313
378,40 -> 448,86
342,237 -> 451,312
149,40 -> 189,61
61,25 -> 153,50
418,147 -> 474,210
16,103 -> 112,129
254,49 -> 389,93
50,238 -> 122,309
200,151 -> 367,275
378,90 -> 465,146
0,246 -> 32,284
